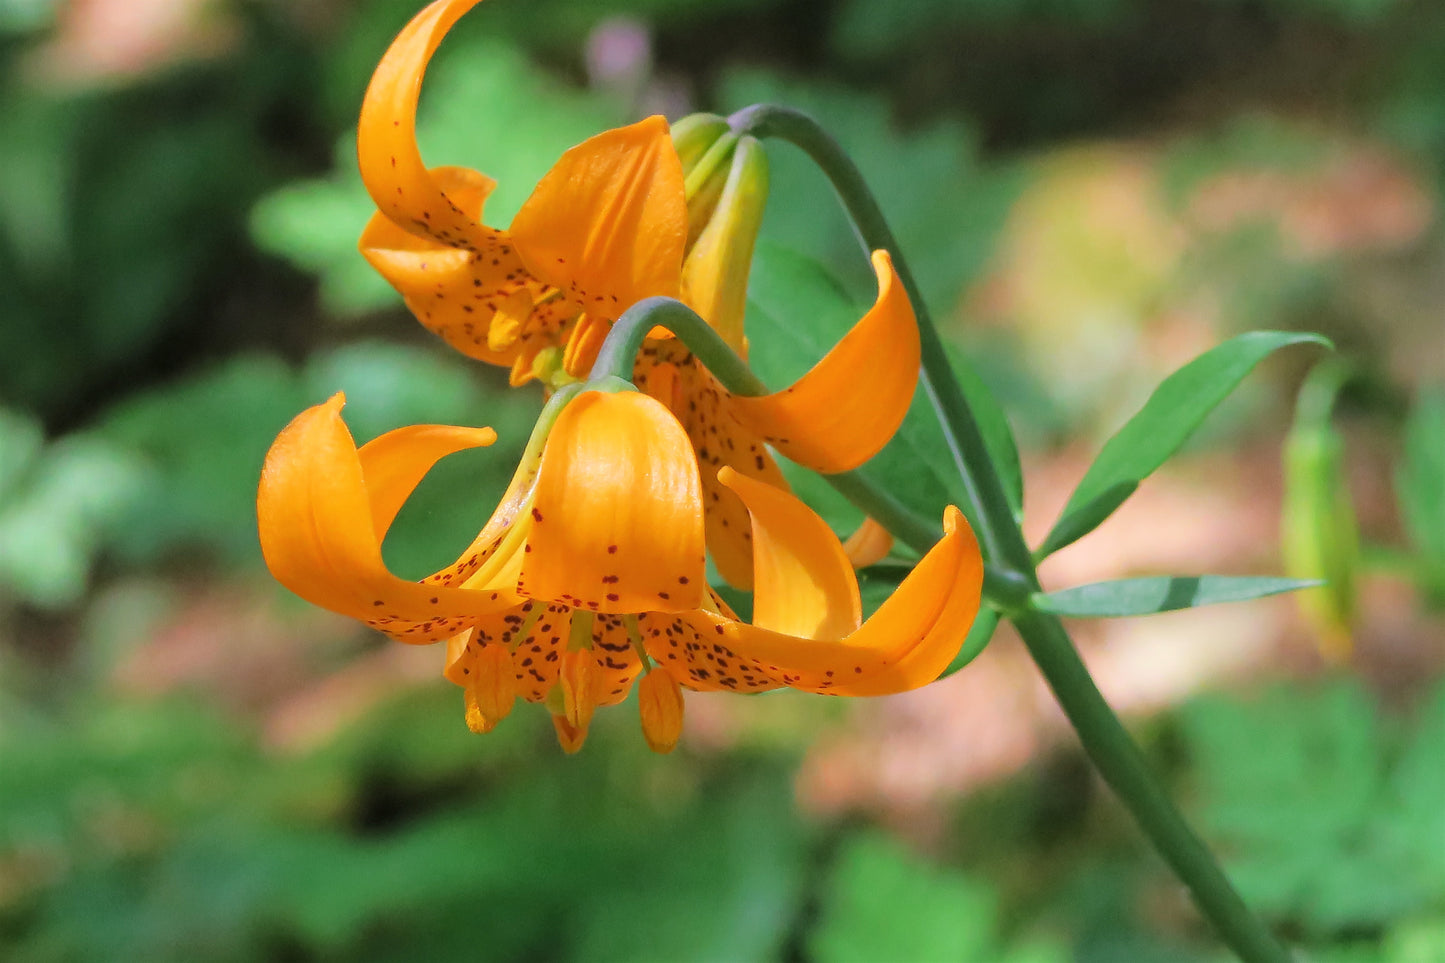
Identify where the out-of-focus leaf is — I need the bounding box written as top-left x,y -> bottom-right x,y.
1369,678 -> 1445,898
1032,576 -> 1319,617
98,354 -> 306,566
811,832 -> 998,962
0,407 -> 43,500
0,0 -> 59,32
1180,680 -> 1429,931
1396,386 -> 1445,604
810,831 -> 1064,963
0,425 -> 145,608
95,343 -> 534,569
570,774 -> 806,963
1039,331 -> 1329,558
830,0 -> 1133,61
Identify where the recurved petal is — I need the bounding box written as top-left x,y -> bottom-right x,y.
257,394 -> 518,644
357,421 -> 496,541
357,0 -> 504,252
676,506 -> 981,696
522,391 -> 706,613
509,117 -> 687,315
726,250 -> 919,474
718,467 -> 860,641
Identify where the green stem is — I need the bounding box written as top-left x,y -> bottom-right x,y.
733,102 -> 1291,963
591,296 -> 1024,608
1012,610 -> 1290,963
729,104 -> 1035,581
824,469 -> 1028,611
589,296 -> 766,395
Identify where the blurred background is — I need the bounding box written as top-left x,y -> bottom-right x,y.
1,0 -> 1442,960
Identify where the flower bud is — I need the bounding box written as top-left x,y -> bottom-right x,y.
638,668 -> 685,753
680,136 -> 768,352
1282,364 -> 1359,662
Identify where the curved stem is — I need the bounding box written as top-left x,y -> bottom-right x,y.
729,104 -> 1036,582
733,102 -> 1291,962
824,469 -> 1028,611
590,296 -> 766,396
1013,610 -> 1290,963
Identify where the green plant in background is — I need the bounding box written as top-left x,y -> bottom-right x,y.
3,0 -> 1444,959
255,0 -> 1347,958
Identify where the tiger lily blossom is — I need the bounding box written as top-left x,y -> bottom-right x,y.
257,389 -> 982,752
357,0 -> 923,589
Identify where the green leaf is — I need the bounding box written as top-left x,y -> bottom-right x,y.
1038,330 -> 1329,557
1033,575 -> 1320,617
952,343 -> 1025,523
943,605 -> 999,676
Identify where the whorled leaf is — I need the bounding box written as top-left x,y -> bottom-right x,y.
1037,330 -> 1329,558
1032,575 -> 1321,618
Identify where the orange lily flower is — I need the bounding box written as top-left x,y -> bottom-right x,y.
357,0 -> 687,386
358,0 -> 923,589
257,389 -> 981,753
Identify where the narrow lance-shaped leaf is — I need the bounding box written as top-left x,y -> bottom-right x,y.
1037,330 -> 1329,559
1032,576 -> 1321,618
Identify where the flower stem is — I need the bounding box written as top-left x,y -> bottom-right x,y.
589,296 -> 766,395
733,102 -> 1291,963
1011,610 -> 1291,963
729,104 -> 1035,582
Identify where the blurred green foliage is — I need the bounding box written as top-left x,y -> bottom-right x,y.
1,0 -> 1442,958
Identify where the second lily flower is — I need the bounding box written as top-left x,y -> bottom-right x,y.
258,385 -> 982,753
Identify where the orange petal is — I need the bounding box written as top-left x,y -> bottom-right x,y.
639,612 -> 777,693
360,166 -> 535,366
521,391 -> 706,613
726,250 -> 919,474
356,420 -> 496,541
509,117 -> 687,315
677,506 -> 981,695
843,517 -> 894,568
672,353 -> 789,590
357,0 -> 505,252
717,467 -> 860,641
257,394 -> 517,644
